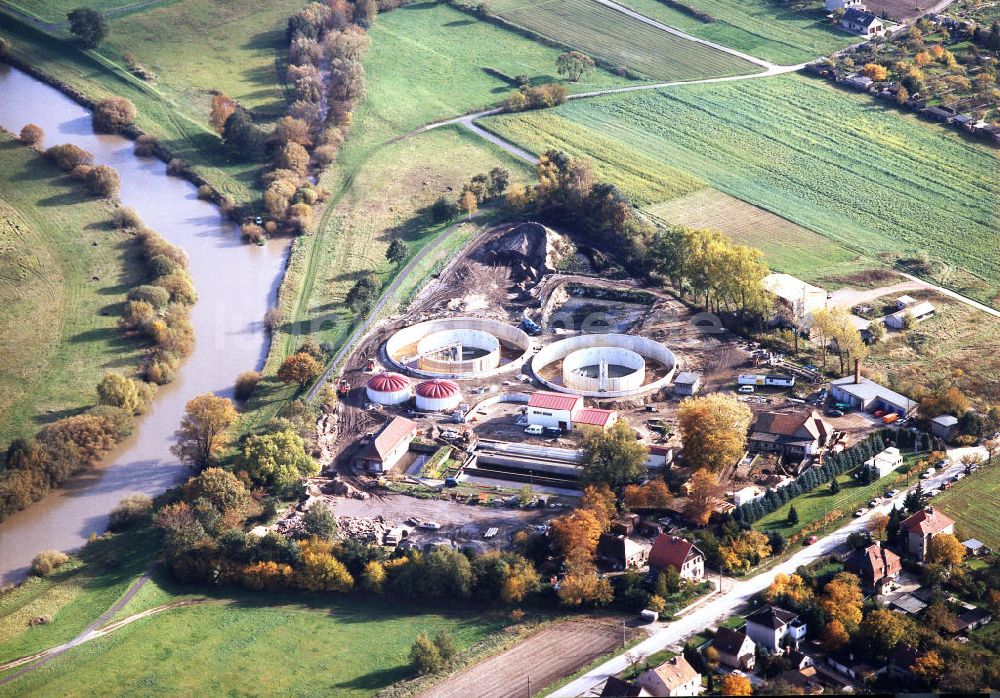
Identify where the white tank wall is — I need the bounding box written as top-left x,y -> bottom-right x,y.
531,333 -> 677,398
385,317 -> 531,379
562,347 -> 645,393
417,329 -> 501,374
366,385 -> 411,405
415,391 -> 462,412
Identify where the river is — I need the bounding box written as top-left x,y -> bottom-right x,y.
0,64 -> 290,585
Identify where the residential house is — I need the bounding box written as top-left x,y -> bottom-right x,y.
830,365 -> 917,416
357,416 -> 418,473
526,391 -> 584,430
785,650 -> 814,671
953,114 -> 976,131
827,649 -> 887,681
884,301 -> 935,330
745,606 -> 807,652
941,606 -> 993,634
841,8 -> 885,36
648,535 -> 705,581
843,542 -> 901,593
612,513 -> 640,536
710,628 -> 756,671
574,407 -> 619,431
864,447 -> 904,479
900,507 -> 956,561
732,485 -> 763,507
601,677 -> 651,697
748,410 -> 832,458
930,414 -> 959,440
636,656 -> 702,697
673,372 -> 702,396
597,533 -> 648,571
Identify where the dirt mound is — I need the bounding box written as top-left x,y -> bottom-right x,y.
475,222 -> 553,283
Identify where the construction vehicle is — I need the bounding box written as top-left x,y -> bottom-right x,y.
337,378 -> 350,398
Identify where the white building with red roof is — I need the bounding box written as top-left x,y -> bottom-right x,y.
526,391 -> 584,430
648,534 -> 705,581
358,416 -> 418,473
574,407 -> 618,430
901,506 -> 956,561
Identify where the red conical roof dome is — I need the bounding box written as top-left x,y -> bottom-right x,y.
416,379 -> 460,398
367,372 -> 410,392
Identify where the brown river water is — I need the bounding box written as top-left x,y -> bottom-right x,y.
0,64 -> 290,584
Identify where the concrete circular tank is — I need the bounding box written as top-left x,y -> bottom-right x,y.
562,346 -> 645,393
415,379 -> 462,412
385,317 -> 532,379
531,333 -> 676,398
366,372 -> 412,405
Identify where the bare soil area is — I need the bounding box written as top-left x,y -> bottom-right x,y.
422,620 -> 631,698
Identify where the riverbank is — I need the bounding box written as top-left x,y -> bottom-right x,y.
0,64 -> 290,585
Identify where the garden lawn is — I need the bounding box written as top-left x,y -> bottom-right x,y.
480,74 -> 1000,307
0,527 -> 159,666
1,593 -> 506,696
755,456 -> 924,539
612,0 -> 855,64
644,189 -> 869,284
0,134 -> 146,444
484,0 -> 761,80
934,463 -> 1000,548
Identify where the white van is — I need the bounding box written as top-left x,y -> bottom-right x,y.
738,385 -> 755,394
524,424 -> 544,435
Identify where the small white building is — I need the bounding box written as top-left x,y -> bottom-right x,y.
526,391 -> 583,430
931,414 -> 959,439
830,372 -> 917,416
673,371 -> 702,396
841,7 -> 886,36
895,295 -> 917,310
865,446 -> 903,478
884,300 -> 935,329
358,416 -> 418,473
646,445 -> 674,469
825,0 -> 865,10
745,606 -> 807,652
732,485 -> 764,506
762,273 -> 828,320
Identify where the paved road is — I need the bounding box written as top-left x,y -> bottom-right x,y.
549,451 -> 978,697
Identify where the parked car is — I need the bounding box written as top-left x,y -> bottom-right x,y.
738,385 -> 755,394
921,468 -> 936,479
885,489 -> 900,498
418,521 -> 442,530
874,409 -> 886,418
524,424 -> 543,435
543,426 -> 563,437
883,413 -> 899,424
805,535 -> 819,545
826,409 -> 845,418
853,508 -> 867,517
868,499 -> 879,508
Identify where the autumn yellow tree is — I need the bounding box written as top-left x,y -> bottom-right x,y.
763,573 -> 814,606
296,540 -> 354,592
911,650 -> 944,684
863,63 -> 888,81
623,480 -> 672,510
867,512 -> 889,540
859,608 -> 907,656
819,572 -> 864,631
549,508 -> 603,562
722,673 -> 752,696
580,484 -> 618,532
361,560 -> 386,594
677,394 -> 751,472
557,559 -> 613,607
170,393 -> 238,468
683,469 -> 721,526
926,533 -> 965,568
719,530 -> 772,574
821,619 -> 850,651
459,190 -> 477,219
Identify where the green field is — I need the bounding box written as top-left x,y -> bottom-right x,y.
0,134 -> 146,444
612,0 -> 855,64
935,464 -> 1000,548
1,590 -> 506,696
0,0 -> 163,23
645,188 -> 869,283
481,75 -> 1000,306
484,0 -> 760,80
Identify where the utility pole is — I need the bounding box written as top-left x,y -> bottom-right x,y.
527,674 -> 531,697
623,619 -> 627,648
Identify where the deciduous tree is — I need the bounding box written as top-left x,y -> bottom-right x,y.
93,97 -> 136,134
820,618 -> 850,651
209,93 -> 237,133
556,50 -> 596,82
926,532 -> 965,568
277,352 -> 322,387
19,124 -> 44,146
722,673 -> 752,696
579,421 -> 647,497
683,469 -> 721,526
170,393 -> 238,468
410,632 -> 442,675
459,190 -> 477,219
677,394 -> 751,472
239,427 -> 318,489
68,8 -> 108,48
819,572 -> 864,631
859,608 -> 907,656
386,238 -> 408,267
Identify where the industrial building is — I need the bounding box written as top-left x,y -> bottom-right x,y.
357,416 -> 418,473
366,372 -> 412,406
673,371 -> 702,396
525,391 -> 584,430
830,375 -> 917,416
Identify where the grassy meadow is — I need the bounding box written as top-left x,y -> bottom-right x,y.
644,189 -> 870,284
612,0 -> 855,64
481,75 -> 1000,306
1,589 -> 507,696
0,134 -> 146,444
935,464 -> 1000,548
0,0 -> 163,23
484,0 -> 761,80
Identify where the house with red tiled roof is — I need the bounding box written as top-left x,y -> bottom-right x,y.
748,410 -> 831,458
900,507 -> 955,561
648,534 -> 704,581
844,542 -> 901,593
526,391 -> 583,430
357,416 -> 417,473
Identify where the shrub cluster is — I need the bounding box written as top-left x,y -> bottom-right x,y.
31,550 -> 70,576
502,82 -> 567,112
92,97 -> 137,134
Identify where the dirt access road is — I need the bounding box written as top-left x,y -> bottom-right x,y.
422,620 -> 630,698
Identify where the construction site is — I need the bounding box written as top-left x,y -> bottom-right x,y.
301,221 -> 871,549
